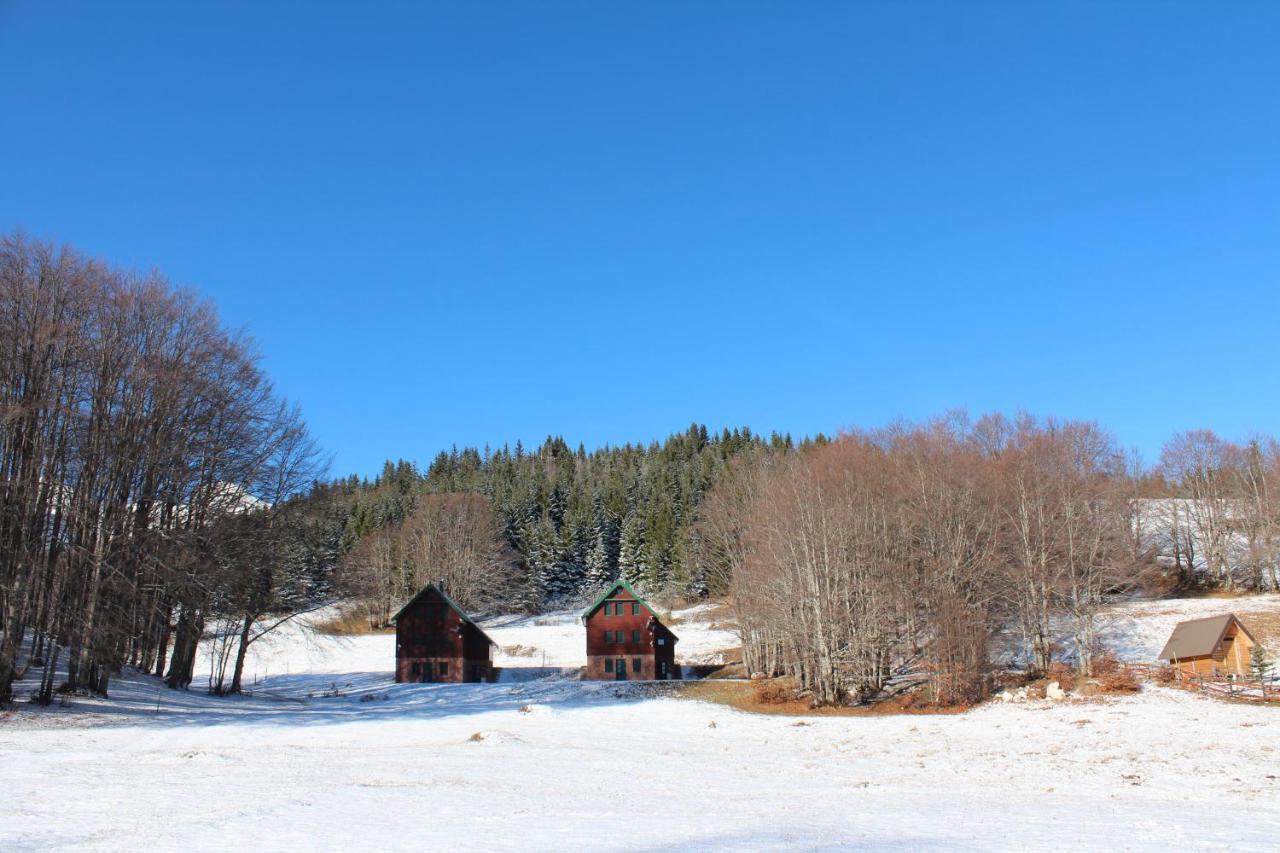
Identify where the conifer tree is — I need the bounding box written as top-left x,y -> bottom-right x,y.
618,512 -> 647,587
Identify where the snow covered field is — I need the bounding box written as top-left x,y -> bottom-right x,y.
3,600 -> 1279,851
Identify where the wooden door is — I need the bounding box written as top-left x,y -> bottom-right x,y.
615,658 -> 627,681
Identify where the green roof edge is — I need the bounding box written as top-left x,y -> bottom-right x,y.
580,578 -> 660,624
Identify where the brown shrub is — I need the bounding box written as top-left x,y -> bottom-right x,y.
1046,661 -> 1076,687
1155,666 -> 1178,685
753,677 -> 800,705
994,670 -> 1029,690
1097,667 -> 1141,693
1091,654 -> 1121,676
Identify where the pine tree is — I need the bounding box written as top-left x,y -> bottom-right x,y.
1251,644 -> 1274,680
617,512 -> 647,587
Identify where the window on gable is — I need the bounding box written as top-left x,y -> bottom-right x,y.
657,638 -> 665,646
605,658 -> 614,673
632,602 -> 640,616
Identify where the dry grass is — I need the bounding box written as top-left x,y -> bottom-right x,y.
313,608 -> 393,636
1236,610 -> 1280,653
664,599 -> 736,627
753,677 -> 801,705
674,678 -> 969,717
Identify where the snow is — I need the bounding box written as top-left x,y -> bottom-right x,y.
1101,594 -> 1280,662
3,602 -> 1279,851
179,603 -> 740,692
993,594 -> 1280,668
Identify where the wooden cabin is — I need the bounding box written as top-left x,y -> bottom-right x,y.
581,579 -> 679,681
391,583 -> 495,683
1158,613 -> 1258,677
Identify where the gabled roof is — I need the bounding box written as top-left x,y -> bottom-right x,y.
391,582 -> 495,646
581,578 -> 675,637
581,578 -> 660,621
1158,613 -> 1256,660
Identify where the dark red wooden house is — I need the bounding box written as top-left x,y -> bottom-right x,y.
581,579 -> 679,681
391,583 -> 495,683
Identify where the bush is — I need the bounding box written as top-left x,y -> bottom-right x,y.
1046,661 -> 1076,686
1097,667 -> 1141,693
752,677 -> 799,705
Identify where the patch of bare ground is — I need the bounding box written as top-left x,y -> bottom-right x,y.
674,677 -> 970,717
313,609 -> 394,636
1236,610 -> 1280,651
665,599 -> 736,628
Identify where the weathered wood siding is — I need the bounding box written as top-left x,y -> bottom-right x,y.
583,586 -> 679,681
394,587 -> 492,683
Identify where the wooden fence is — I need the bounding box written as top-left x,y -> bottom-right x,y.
1124,663 -> 1280,704
1180,672 -> 1279,704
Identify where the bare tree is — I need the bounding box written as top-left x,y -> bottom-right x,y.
336,493 -> 519,627
0,232 -> 323,703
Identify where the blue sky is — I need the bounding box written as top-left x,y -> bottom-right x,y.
2,2 -> 1277,477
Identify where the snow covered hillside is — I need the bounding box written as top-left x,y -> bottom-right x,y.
991,593 -> 1280,669
3,601 -> 1279,851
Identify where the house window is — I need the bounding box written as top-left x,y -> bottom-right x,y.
613,601 -> 623,616
605,658 -> 614,673
411,662 -> 420,676
439,662 -> 448,677
632,630 -> 640,643
657,638 -> 665,646
632,658 -> 640,673
631,602 -> 639,616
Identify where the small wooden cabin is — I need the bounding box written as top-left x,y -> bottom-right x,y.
391,583 -> 495,683
1158,613 -> 1258,677
581,579 -> 679,681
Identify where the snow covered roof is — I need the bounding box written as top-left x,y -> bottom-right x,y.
390,583 -> 495,647
1157,613 -> 1255,660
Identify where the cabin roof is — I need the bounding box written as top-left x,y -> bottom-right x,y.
391,582 -> 495,646
580,579 -> 677,640
1158,613 -> 1255,660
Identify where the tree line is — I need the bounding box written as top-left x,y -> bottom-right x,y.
320,427 -> 820,620
0,234 -> 321,704
6,233 -> 1277,708
690,414 -> 1280,706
